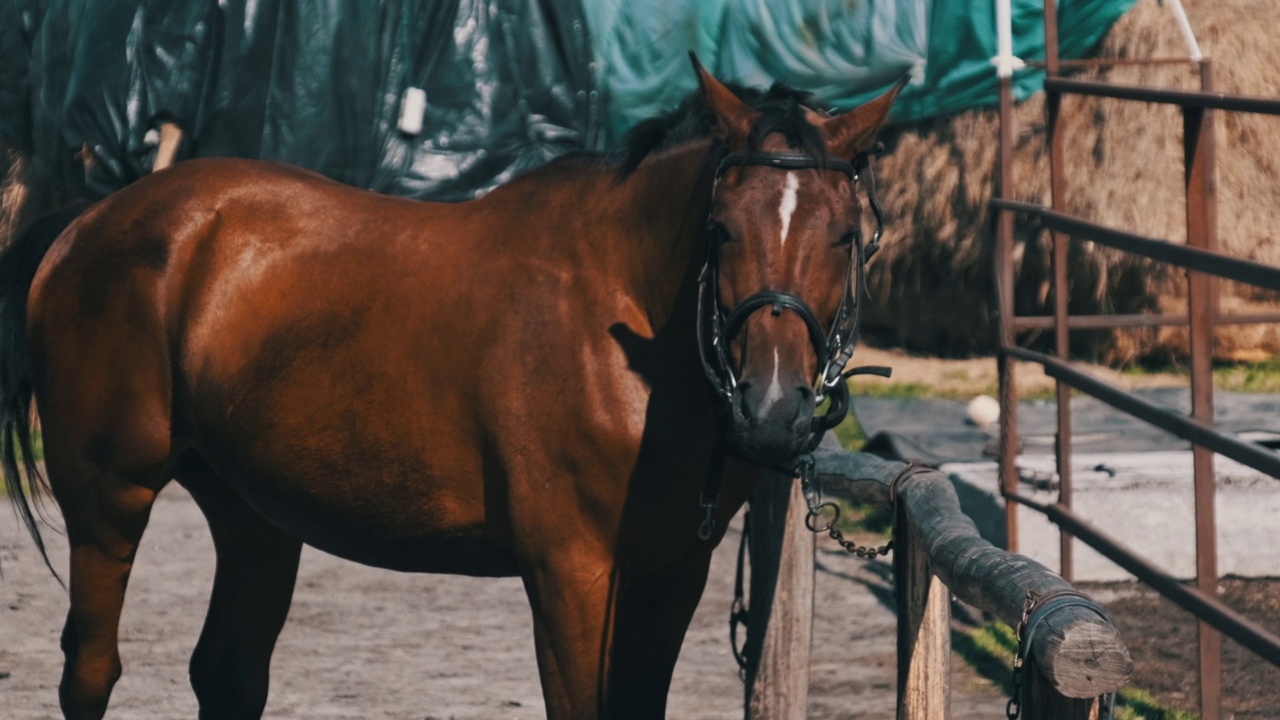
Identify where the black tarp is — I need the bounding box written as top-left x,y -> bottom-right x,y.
854,389 -> 1280,465
5,0 -> 600,201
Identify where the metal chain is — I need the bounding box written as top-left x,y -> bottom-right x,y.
798,455 -> 894,558
810,510 -> 894,558
1007,591 -> 1038,720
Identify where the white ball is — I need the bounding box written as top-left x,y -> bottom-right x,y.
966,394 -> 1001,427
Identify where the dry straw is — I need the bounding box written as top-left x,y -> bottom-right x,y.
1,150 -> 30,252
866,0 -> 1280,363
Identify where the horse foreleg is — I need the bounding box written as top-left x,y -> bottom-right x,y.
178,461 -> 302,720
520,547 -> 618,720
604,547 -> 715,718
521,543 -> 716,719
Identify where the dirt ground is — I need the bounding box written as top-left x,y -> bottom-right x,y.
7,487 -> 1280,718
1083,579 -> 1280,719
1,486 -> 1008,719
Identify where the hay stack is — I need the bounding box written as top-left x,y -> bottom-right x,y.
866,0 -> 1280,363
1,150 -> 30,251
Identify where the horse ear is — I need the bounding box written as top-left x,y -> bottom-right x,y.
689,52 -> 756,148
822,76 -> 910,159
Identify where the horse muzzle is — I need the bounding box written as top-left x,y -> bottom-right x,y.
728,375 -> 816,465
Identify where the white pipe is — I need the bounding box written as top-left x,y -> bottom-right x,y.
992,0 -> 1025,79
1165,0 -> 1204,62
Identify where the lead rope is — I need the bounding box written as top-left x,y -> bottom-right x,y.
729,513 -> 750,680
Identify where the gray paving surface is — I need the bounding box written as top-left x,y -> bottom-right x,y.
947,450 -> 1280,582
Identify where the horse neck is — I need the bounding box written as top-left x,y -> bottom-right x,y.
614,140 -> 717,330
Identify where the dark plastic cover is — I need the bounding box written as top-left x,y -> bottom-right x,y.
13,0 -> 600,200
5,0 -> 1136,202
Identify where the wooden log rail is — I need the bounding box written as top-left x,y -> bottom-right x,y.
812,436 -> 1133,717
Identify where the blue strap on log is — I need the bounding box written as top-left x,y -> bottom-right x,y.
1020,591 -> 1112,664
1008,590 -> 1115,720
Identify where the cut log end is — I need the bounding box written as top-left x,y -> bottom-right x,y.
1036,614 -> 1134,698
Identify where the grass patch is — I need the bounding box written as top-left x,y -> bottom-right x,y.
0,429 -> 43,498
827,496 -> 893,537
954,622 -> 1197,720
28,430 -> 43,462
1213,358 -> 1280,393
831,413 -> 867,452
1121,357 -> 1280,393
846,381 -> 939,399
851,379 -> 1077,403
823,413 -> 892,538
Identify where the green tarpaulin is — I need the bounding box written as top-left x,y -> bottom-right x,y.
584,0 -> 1139,140
1,0 -> 1137,200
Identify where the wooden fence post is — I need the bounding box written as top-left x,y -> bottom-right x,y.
894,505 -> 951,719
744,478 -> 814,720
1021,661 -> 1103,719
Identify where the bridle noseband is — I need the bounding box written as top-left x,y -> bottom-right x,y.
696,148 -> 887,452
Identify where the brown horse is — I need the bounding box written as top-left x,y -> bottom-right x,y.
0,59 -> 902,719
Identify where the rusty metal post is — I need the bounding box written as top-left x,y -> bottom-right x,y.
996,73 -> 1020,553
1043,0 -> 1074,582
1186,59 -> 1221,720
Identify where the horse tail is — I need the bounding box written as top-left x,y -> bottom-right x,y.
1,201 -> 91,577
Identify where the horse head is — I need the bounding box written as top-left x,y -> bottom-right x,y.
692,57 -> 906,465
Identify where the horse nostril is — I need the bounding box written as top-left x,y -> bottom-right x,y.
796,384 -> 814,402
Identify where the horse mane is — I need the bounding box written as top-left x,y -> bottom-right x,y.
617,81 -> 830,176
520,82 -> 830,182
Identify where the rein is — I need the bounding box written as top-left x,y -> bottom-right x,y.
696,146 -> 892,540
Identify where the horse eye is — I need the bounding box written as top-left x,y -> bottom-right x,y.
835,230 -> 857,247
710,221 -> 733,244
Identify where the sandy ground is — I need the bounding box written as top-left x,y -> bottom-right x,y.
1,486 -> 1007,719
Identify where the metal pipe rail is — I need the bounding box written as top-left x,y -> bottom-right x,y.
1013,311 -> 1280,330
991,199 -> 1280,293
1006,492 -> 1280,667
1003,345 -> 1280,479
994,4 -> 1280,717
1045,76 -> 1280,115
1025,57 -> 1198,69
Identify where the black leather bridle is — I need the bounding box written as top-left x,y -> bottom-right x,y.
697,149 -> 888,442
694,146 -> 892,539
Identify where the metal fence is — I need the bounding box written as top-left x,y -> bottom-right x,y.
993,3 -> 1280,718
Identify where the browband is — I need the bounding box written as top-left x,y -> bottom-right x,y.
715,152 -> 858,180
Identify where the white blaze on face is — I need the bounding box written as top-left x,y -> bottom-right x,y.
760,348 -> 785,415
778,172 -> 800,247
